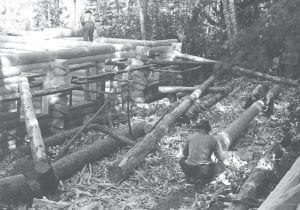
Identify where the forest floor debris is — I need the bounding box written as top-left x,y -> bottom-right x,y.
1,75 -> 299,210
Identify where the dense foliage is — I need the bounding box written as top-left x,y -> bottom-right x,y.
0,0 -> 299,66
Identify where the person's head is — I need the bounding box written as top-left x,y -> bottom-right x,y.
193,120 -> 211,133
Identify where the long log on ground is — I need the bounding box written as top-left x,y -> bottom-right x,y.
95,37 -> 178,47
233,66 -> 299,87
107,71 -> 221,183
52,121 -> 147,180
174,52 -> 218,64
184,89 -> 231,120
89,124 -> 135,145
228,143 -> 287,210
216,85 -> 281,150
13,112 -> 127,159
147,60 -> 210,66
258,155 -> 300,209
0,174 -> 32,203
18,76 -> 57,194
158,86 -> 225,94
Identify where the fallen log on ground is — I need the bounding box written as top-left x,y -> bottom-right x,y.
13,112 -> 127,159
52,121 -> 147,180
258,156 -> 300,210
107,71 -> 222,183
184,89 -> 231,120
58,97 -> 117,158
18,76 -> 57,194
216,85 -> 281,150
233,66 -> 299,87
147,60 -> 206,66
228,143 -> 287,210
158,86 -> 225,94
89,124 -> 135,145
3,122 -> 147,203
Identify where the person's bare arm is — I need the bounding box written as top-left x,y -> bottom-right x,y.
182,141 -> 189,157
214,141 -> 225,162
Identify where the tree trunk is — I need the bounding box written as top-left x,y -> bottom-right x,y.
258,157 -> 300,210
228,143 -> 286,210
232,66 -> 299,87
18,77 -> 57,194
13,112 -> 127,159
158,86 -> 225,94
52,121 -> 147,180
107,72 -> 222,183
137,0 -> 149,39
184,90 -> 230,120
95,37 -> 177,47
216,85 -> 281,150
221,0 -> 237,38
174,53 -> 218,64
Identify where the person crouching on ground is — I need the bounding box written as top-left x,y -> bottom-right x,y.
179,120 -> 225,185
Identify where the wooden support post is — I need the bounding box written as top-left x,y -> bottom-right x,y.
18,76 -> 57,194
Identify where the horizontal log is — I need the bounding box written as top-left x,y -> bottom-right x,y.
95,37 -> 178,47
136,46 -> 174,57
52,121 -> 147,180
233,66 -> 299,87
0,48 -> 30,53
158,86 -> 225,94
67,50 -> 135,65
6,28 -> 83,38
148,60 -> 206,66
0,51 -> 55,67
175,53 -> 218,64
0,85 -> 80,102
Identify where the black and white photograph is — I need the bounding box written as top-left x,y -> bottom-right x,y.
0,0 -> 299,209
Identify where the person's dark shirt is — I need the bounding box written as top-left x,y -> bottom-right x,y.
182,130 -> 225,165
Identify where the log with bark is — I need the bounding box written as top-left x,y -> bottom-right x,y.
107,71 -> 222,183
3,122 -> 147,203
228,143 -> 286,210
52,121 -> 147,180
18,76 -> 57,194
216,85 -> 281,150
13,112 -> 127,159
233,66 -> 299,87
147,60 -> 205,66
95,37 -> 178,47
184,89 -> 231,120
258,157 -> 300,210
174,52 -> 218,64
158,86 -> 225,94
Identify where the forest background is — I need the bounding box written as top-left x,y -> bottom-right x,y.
0,0 -> 299,71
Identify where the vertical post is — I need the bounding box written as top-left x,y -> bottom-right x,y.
96,62 -> 106,107
18,76 -> 58,194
